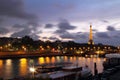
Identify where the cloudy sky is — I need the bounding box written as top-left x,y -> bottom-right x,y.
0,0 -> 120,46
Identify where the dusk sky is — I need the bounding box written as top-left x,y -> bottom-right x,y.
0,0 -> 120,46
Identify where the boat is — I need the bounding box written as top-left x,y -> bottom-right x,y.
100,53 -> 120,79
35,62 -> 72,73
62,64 -> 92,80
35,63 -> 92,80
103,53 -> 120,69
80,65 -> 92,78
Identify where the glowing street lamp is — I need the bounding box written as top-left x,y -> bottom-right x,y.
8,43 -> 11,47
22,46 -> 26,51
0,46 -> 3,50
29,67 -> 35,73
29,67 -> 36,78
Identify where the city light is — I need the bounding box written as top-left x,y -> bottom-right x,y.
29,67 -> 36,73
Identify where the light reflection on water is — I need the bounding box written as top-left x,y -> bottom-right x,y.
0,56 -> 105,79
4,59 -> 13,79
45,57 -> 50,63
38,57 -> 44,64
19,58 -> 28,77
51,57 -> 55,63
0,60 -> 3,78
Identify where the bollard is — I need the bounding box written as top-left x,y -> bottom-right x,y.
94,62 -> 98,75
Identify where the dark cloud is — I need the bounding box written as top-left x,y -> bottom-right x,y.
0,0 -> 38,38
42,37 -> 48,39
58,20 -> 76,30
45,24 -> 53,28
13,24 -> 27,28
11,27 -> 40,40
11,22 -> 41,40
0,0 -> 37,20
54,29 -> 66,34
27,21 -> 39,28
0,27 -> 9,34
77,32 -> 82,34
107,26 -> 116,31
30,34 -> 40,40
92,29 -> 97,32
95,32 -> 110,38
101,20 -> 109,23
13,21 -> 39,31
60,33 -> 75,39
73,32 -> 88,40
59,31 -> 87,40
11,28 -> 31,37
54,20 -> 87,40
54,19 -> 76,38
48,37 -> 58,41
77,33 -> 87,39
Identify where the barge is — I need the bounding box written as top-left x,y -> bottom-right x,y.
34,62 -> 92,80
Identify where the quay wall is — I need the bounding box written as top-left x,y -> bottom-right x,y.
0,51 -> 81,59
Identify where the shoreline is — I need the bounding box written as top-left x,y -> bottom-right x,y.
0,52 -> 82,59
0,51 -> 105,59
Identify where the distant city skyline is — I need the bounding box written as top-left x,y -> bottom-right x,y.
0,0 -> 120,46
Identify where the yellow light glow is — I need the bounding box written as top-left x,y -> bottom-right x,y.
40,46 -> 42,48
64,56 -> 68,61
6,59 -> 12,65
20,58 -> 27,64
45,57 -> 50,63
51,57 -> 55,63
19,58 -> 27,76
0,60 -> 3,69
38,57 -> 45,64
0,46 -> 3,49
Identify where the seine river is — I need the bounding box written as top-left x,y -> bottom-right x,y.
0,56 -> 105,79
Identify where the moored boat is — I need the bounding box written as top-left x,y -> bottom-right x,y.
35,62 -> 72,73
34,63 -> 92,80
103,53 -> 120,69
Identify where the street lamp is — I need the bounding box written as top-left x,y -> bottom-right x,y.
29,67 -> 36,78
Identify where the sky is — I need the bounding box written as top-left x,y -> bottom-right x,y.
0,0 -> 120,46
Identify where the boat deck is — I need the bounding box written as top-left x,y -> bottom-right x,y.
36,71 -> 76,80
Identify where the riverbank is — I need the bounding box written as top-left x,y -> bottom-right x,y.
0,51 -> 83,59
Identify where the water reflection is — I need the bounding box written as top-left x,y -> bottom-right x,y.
0,60 -> 3,69
51,57 -> 55,63
45,57 -> 50,63
4,59 -> 13,79
0,60 -> 3,77
56,56 -> 60,62
38,57 -> 45,64
0,60 -> 3,66
19,58 -> 28,77
64,56 -> 68,61
0,56 -> 105,79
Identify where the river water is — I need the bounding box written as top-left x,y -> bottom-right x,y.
0,56 -> 105,79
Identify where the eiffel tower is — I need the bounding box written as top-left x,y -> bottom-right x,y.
88,25 -> 94,45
